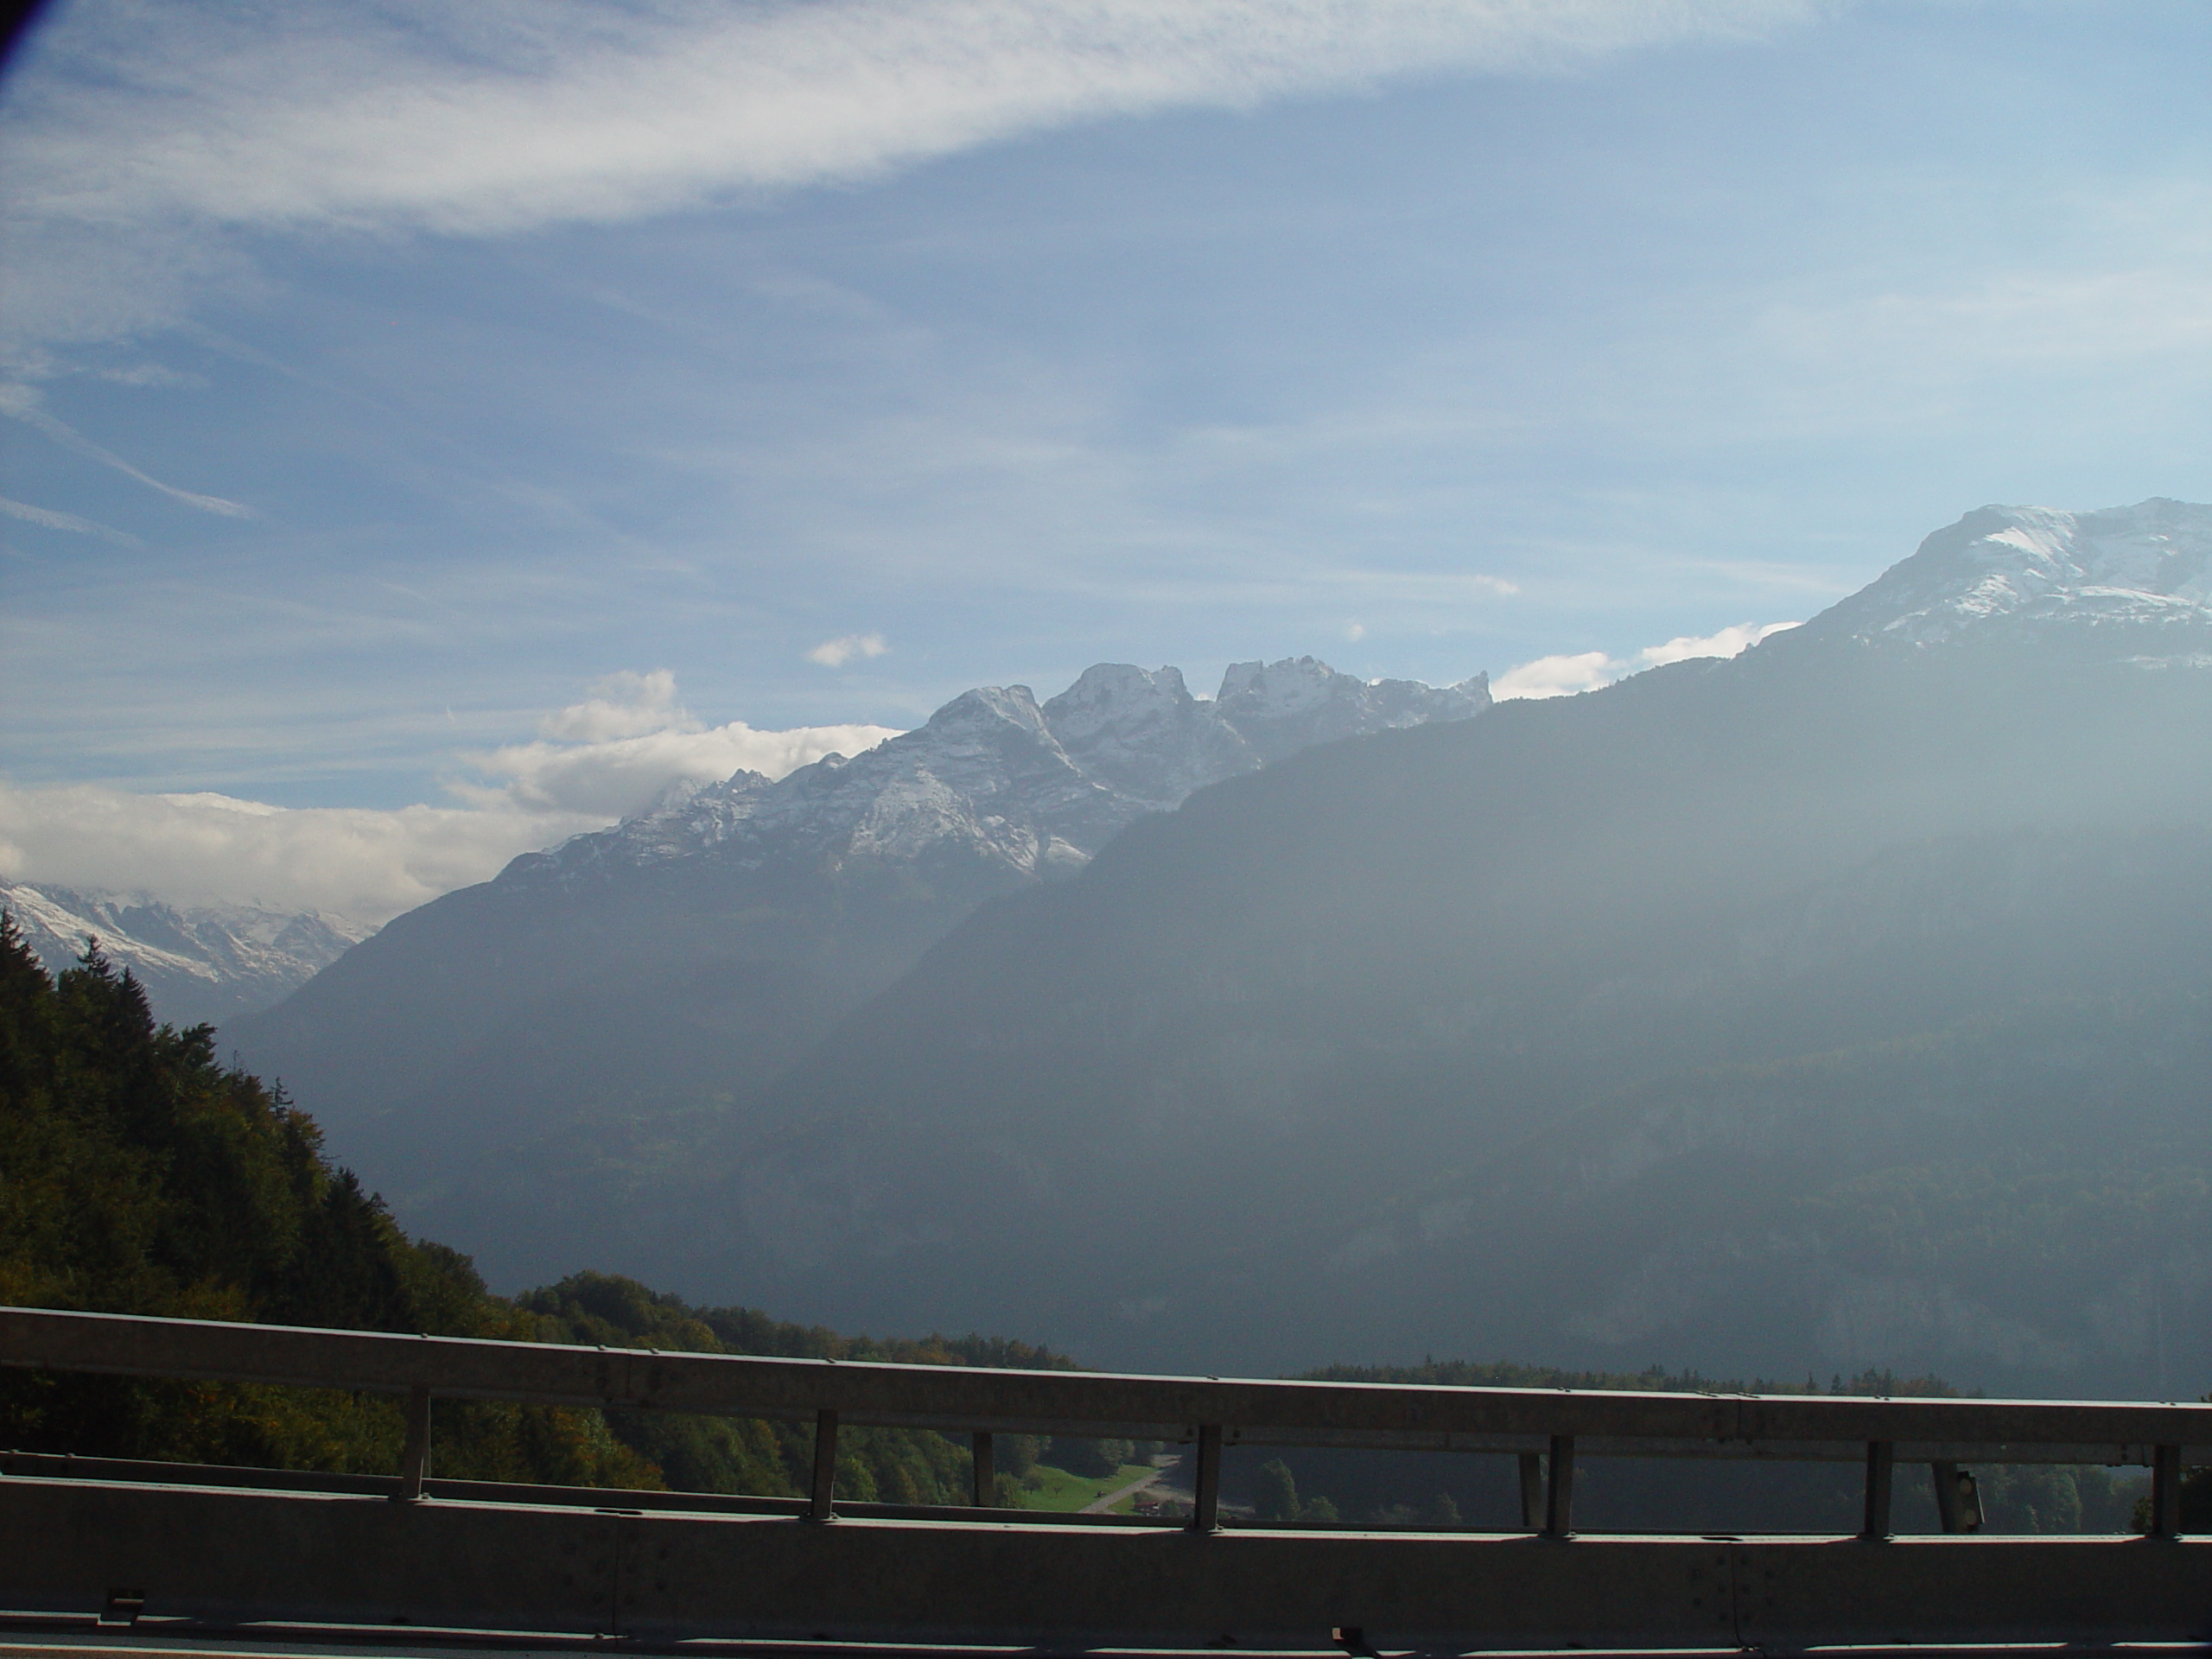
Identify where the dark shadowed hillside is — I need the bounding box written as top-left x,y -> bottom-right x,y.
669,502 -> 2212,1391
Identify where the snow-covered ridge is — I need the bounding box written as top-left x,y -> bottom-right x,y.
2,881 -> 372,1026
1793,498 -> 2212,651
507,656 -> 1490,888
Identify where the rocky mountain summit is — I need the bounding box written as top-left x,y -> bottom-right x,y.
505,657 -> 1487,889
1789,497 -> 2212,652
1,881 -> 369,1027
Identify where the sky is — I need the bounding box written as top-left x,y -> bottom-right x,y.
1,0 -> 2207,921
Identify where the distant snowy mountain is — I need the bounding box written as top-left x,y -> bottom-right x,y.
506,658 -> 1489,892
1,881 -> 372,1027
1790,498 -> 2212,652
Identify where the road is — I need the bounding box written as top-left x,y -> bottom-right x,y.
1078,1453 -> 1181,1515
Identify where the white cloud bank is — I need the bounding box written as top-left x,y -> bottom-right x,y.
463,670 -> 899,816
0,785 -> 601,928
0,674 -> 899,924
1492,620 -> 1797,700
1,0 -> 1815,351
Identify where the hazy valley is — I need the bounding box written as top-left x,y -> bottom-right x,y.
206,499 -> 2212,1399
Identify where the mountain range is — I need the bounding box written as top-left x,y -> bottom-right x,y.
1,882 -> 369,1027
234,498 -> 2212,1399
229,657 -> 1490,1237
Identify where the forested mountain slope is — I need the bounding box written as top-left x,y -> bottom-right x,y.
0,921 -> 1065,1505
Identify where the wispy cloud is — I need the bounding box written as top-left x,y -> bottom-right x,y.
1492,619 -> 1796,700
0,383 -> 256,515
1758,257 -> 2212,378
0,673 -> 903,921
13,0 -> 1815,233
805,632 -> 890,668
1,0 -> 1815,348
0,493 -> 143,544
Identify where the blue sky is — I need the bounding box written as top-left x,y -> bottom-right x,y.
1,0 -> 2207,918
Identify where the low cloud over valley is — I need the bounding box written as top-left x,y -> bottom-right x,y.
0,673 -> 897,923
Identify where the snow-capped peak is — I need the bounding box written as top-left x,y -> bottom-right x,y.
924,682 -> 1057,741
2,880 -> 372,1025
512,654 -> 1492,891
1214,655 -> 1491,765
1042,663 -> 1194,749
1793,498 -> 2212,652
1218,655 -> 1339,711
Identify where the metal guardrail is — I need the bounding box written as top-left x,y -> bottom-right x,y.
3,1306 -> 2208,1649
3,1306 -> 2205,1534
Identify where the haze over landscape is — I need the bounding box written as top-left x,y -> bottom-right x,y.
224,499 -> 2212,1399
3,0 -> 2210,1484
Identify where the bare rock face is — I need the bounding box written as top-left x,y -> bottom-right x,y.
1040,664 -> 1239,810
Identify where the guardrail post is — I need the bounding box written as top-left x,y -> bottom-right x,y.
809,1409 -> 839,1522
1191,1425 -> 1222,1533
1860,1440 -> 1893,1540
1930,1462 -> 1981,1534
971,1432 -> 995,1508
1543,1434 -> 1574,1537
1517,1452 -> 1543,1530
391,1383 -> 431,1503
2149,1444 -> 2182,1539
